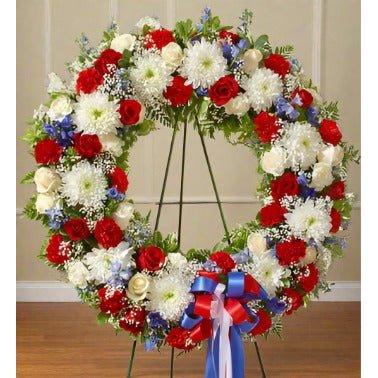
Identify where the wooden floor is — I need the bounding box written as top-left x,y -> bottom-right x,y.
17,302 -> 360,377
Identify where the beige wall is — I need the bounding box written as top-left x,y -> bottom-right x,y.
16,0 -> 361,282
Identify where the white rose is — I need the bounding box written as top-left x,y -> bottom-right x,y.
168,253 -> 187,268
317,145 -> 344,166
47,96 -> 73,121
47,72 -> 67,94
35,193 -> 56,214
300,246 -> 317,266
126,273 -> 150,302
310,162 -> 333,191
247,232 -> 267,256
112,201 -> 134,230
242,49 -> 263,75
34,167 -> 61,194
110,33 -> 136,53
261,147 -> 286,176
161,42 -> 184,70
99,133 -> 124,157
224,94 -> 250,116
67,261 -> 89,289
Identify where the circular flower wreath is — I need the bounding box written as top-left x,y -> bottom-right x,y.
23,8 -> 359,358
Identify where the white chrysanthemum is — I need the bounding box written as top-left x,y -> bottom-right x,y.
147,271 -> 193,321
285,199 -> 332,243
277,122 -> 323,171
243,68 -> 283,112
135,16 -> 161,32
60,161 -> 107,211
129,53 -> 172,98
248,254 -> 286,297
180,39 -> 227,88
73,92 -> 121,135
83,242 -> 133,284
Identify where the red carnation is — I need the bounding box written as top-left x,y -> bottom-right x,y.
259,203 -> 286,228
330,208 -> 342,233
264,53 -> 291,77
210,251 -> 236,274
94,217 -> 123,248
163,76 -> 193,107
94,48 -> 122,75
63,218 -> 90,241
119,305 -> 147,335
166,327 -> 195,351
219,30 -> 240,44
209,75 -> 239,106
253,111 -> 280,143
98,287 -> 125,315
270,172 -> 300,201
282,288 -> 303,315
34,139 -> 62,165
76,67 -> 103,94
295,263 -> 319,293
46,234 -> 70,265
109,166 -> 129,193
276,238 -> 306,266
119,99 -> 144,126
136,245 -> 166,272
73,133 -> 102,158
325,181 -> 345,200
145,28 -> 175,50
251,309 -> 272,336
319,119 -> 342,146
291,87 -> 313,108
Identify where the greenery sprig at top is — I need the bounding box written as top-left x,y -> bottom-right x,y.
22,7 -> 359,378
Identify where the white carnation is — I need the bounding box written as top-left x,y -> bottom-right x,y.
161,42 -> 184,71
99,133 -> 124,157
247,232 -> 268,256
112,201 -> 134,230
47,96 -> 73,121
310,162 -> 333,191
110,33 -> 136,53
34,167 -> 61,194
261,146 -> 286,176
317,144 -> 344,166
67,261 -> 89,289
224,94 -> 250,116
243,68 -> 283,112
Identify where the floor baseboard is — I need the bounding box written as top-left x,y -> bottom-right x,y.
16,280 -> 361,302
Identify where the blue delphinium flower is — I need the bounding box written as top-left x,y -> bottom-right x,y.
148,312 -> 168,330
144,337 -> 157,351
45,208 -> 66,230
196,87 -> 208,97
297,173 -> 316,199
267,297 -> 286,315
237,39 -> 248,50
307,106 -> 319,126
107,261 -> 133,288
107,187 -> 125,202
231,248 -> 251,264
275,96 -> 299,121
324,236 -> 347,249
44,115 -> 75,147
201,6 -> 211,22
203,259 -> 219,272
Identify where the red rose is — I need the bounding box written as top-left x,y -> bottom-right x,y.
34,139 -> 62,165
210,251 -> 236,274
259,203 -> 286,228
253,111 -> 280,143
330,208 -> 341,233
319,119 -> 342,146
136,245 -> 166,272
295,263 -> 319,293
73,133 -> 102,158
163,76 -> 193,107
166,327 -> 195,351
109,166 -> 129,193
98,287 -> 125,315
94,48 -> 122,75
209,75 -> 239,106
119,99 -> 144,126
76,67 -> 103,94
94,217 -> 123,248
325,181 -> 345,200
282,288 -> 303,315
145,28 -> 175,50
63,218 -> 90,241
219,30 -> 240,44
251,309 -> 272,336
46,234 -> 70,265
276,238 -> 306,266
119,305 -> 147,335
291,87 -> 313,108
270,172 -> 300,201
264,54 -> 291,77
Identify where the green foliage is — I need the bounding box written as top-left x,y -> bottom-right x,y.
186,248 -> 211,262
97,312 -> 110,325
275,45 -> 295,58
23,195 -> 38,220
267,318 -> 283,339
326,243 -> 345,259
254,34 -> 271,57
22,121 -> 46,147
342,143 -> 361,165
237,9 -> 254,41
174,19 -> 196,45
118,49 -> 133,68
333,198 -> 353,220
319,101 -> 340,121
20,170 -> 35,184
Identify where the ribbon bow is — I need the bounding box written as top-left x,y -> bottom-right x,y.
180,271 -> 269,378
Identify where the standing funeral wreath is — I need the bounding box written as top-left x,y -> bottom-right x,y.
23,7 -> 359,378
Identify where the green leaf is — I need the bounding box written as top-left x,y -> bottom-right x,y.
97,312 -> 110,325
186,248 -> 210,263
254,34 -> 268,50
20,170 -> 35,184
137,119 -> 155,136
118,49 -> 132,68
23,195 -> 38,220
